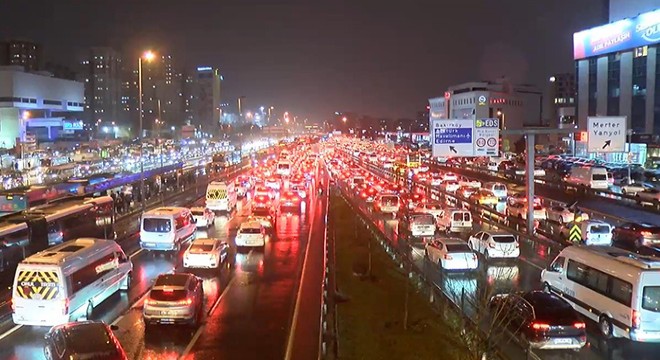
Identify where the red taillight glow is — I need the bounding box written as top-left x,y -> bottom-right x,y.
163,288 -> 174,293
443,254 -> 453,260
632,310 -> 641,329
532,322 -> 550,331
178,298 -> 193,306
574,322 -> 586,329
641,231 -> 652,237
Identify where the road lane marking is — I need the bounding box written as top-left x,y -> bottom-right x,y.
284,171 -> 322,360
0,324 -> 22,341
129,248 -> 144,259
179,275 -> 236,359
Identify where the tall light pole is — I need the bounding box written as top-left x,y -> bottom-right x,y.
138,50 -> 155,212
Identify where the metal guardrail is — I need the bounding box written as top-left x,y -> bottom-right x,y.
318,179 -> 334,359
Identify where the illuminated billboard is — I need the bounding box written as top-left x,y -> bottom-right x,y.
573,8 -> 660,60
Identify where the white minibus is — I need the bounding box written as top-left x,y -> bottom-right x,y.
140,207 -> 196,252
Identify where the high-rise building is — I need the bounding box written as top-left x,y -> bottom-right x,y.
0,39 -> 41,71
181,70 -> 195,125
237,96 -> 246,117
574,7 -> 660,134
154,55 -> 184,129
547,73 -> 576,129
77,47 -> 122,124
193,67 -> 222,132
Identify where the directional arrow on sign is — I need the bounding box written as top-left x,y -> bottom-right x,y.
602,140 -> 611,149
449,146 -> 457,154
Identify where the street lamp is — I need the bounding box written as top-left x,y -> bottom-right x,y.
139,50 -> 156,212
342,116 -> 347,123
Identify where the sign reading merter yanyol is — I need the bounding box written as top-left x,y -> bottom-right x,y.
573,8 -> 660,60
431,118 -> 499,157
587,116 -> 627,153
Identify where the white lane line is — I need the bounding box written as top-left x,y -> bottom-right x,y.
0,324 -> 22,341
284,174 -> 321,360
129,248 -> 144,259
179,275 -> 237,360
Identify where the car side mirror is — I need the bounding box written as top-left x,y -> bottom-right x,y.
193,218 -> 197,223
110,325 -> 119,331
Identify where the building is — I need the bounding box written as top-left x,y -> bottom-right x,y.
547,73 -> 577,129
428,78 -> 543,151
609,0 -> 657,21
574,7 -> 660,135
181,70 -> 195,125
237,96 -> 246,118
77,47 -> 122,124
0,66 -> 84,148
0,39 -> 41,71
193,67 -> 222,132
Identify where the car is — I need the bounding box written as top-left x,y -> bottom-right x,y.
425,237 -> 478,271
183,238 -> 229,269
468,230 -> 520,259
443,172 -> 458,182
621,182 -> 655,195
507,202 -> 547,221
254,185 -> 274,199
235,221 -> 267,247
191,206 -> 215,228
546,205 -> 586,224
279,191 -> 302,211
247,214 -> 276,232
458,176 -> 481,188
469,189 -> 499,207
143,273 -> 204,327
290,183 -> 307,199
414,202 -> 443,219
636,188 -> 660,204
507,193 -> 540,206
405,192 -> 426,210
613,221 -> 660,247
399,212 -> 436,238
44,321 -> 128,360
488,291 -> 586,350
456,185 -> 477,198
441,181 -> 460,193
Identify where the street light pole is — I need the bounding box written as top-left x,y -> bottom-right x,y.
138,55 -> 145,212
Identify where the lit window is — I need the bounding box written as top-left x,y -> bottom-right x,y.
634,46 -> 648,58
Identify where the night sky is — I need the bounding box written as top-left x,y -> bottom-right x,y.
0,0 -> 606,122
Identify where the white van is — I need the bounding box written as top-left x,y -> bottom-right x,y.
561,220 -> 613,246
206,181 -> 237,212
437,208 -> 472,233
12,238 -> 132,326
276,160 -> 292,177
541,246 -> 660,342
140,207 -> 196,252
567,166 -> 609,189
374,193 -> 401,214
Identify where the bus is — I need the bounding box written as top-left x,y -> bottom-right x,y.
206,181 -> 237,212
0,196 -> 115,273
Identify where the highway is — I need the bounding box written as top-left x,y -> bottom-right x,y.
0,155 -> 327,360
337,151 -> 660,360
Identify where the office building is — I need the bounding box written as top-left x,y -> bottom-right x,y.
574,7 -> 659,135
0,39 -> 41,71
428,79 -> 543,151
0,66 -> 84,147
77,47 -> 122,124
609,0 -> 657,21
547,73 -> 577,129
193,67 -> 222,132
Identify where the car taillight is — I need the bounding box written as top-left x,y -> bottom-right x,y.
361,192 -> 367,198
443,254 -> 453,260
641,231 -> 652,237
10,298 -> 14,312
531,322 -> 550,331
574,321 -> 586,329
178,298 -> 193,306
632,310 -> 641,329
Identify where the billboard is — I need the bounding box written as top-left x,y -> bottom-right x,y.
573,8 -> 660,60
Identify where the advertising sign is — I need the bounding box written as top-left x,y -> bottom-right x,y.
587,116 -> 627,153
63,120 -> 83,131
573,8 -> 660,60
431,119 -> 499,157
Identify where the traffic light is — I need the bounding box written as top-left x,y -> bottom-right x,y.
575,131 -> 588,141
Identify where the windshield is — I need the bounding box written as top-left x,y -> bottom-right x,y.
65,323 -> 119,357
446,244 -> 472,253
643,286 -> 660,312
411,215 -> 434,225
278,163 -> 290,170
143,218 -> 172,233
381,195 -> 399,205
240,227 -> 261,234
189,244 -> 214,252
493,184 -> 506,191
492,235 -> 516,243
452,212 -> 470,222
592,174 -> 607,181
589,224 -> 611,234
149,289 -> 188,301
192,210 -> 204,216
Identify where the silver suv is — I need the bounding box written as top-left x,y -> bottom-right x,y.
143,273 -> 203,328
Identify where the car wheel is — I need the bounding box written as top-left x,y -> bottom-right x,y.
121,272 -> 132,291
559,216 -> 564,224
44,346 -> 52,360
599,316 -> 613,338
622,189 -> 627,195
543,282 -> 551,293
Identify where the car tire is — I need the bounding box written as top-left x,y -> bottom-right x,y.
599,316 -> 613,338
559,216 -> 564,224
121,272 -> 132,291
543,282 -> 551,293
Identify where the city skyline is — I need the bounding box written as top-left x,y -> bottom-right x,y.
0,0 -> 607,121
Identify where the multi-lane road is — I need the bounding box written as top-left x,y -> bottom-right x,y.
0,163 -> 327,360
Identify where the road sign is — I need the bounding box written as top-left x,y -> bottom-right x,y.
587,116 -> 626,153
431,118 -> 499,157
569,224 -> 582,243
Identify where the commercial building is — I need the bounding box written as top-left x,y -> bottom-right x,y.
428,79 -> 543,151
0,66 -> 84,148
193,67 -> 222,133
0,39 -> 41,71
547,73 -> 577,129
77,47 -> 123,124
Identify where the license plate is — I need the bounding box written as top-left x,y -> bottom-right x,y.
161,310 -> 173,315
554,338 -> 572,344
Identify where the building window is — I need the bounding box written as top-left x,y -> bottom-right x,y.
634,46 -> 648,58
631,54 -> 647,132
654,46 -> 660,134
588,58 -> 598,116
607,53 -> 620,116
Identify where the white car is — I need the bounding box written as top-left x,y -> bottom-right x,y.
414,202 -> 443,219
235,221 -> 267,248
533,168 -> 546,177
183,238 -> 229,269
425,238 -> 478,271
507,203 -> 547,221
468,230 -> 520,259
443,172 -> 458,182
441,181 -> 460,193
246,215 -> 276,232
621,182 -> 655,196
254,186 -> 274,199
546,205 -> 587,224
636,188 -> 660,203
458,176 -> 481,188
191,207 -> 215,228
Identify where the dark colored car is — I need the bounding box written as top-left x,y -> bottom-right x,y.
44,321 -> 127,360
489,291 -> 586,350
613,222 -> 660,248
